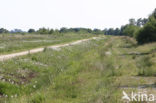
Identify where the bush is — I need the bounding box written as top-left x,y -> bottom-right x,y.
136,9 -> 156,44
123,25 -> 139,37
28,29 -> 35,33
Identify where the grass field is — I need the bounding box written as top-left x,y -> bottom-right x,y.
0,35 -> 156,103
0,33 -> 94,55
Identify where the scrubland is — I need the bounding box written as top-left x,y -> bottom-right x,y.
0,35 -> 156,103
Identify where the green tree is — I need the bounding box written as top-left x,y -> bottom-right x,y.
37,28 -> 49,34
93,29 -> 103,34
136,9 -> 156,44
123,24 -> 139,37
136,16 -> 156,44
59,27 -> 68,33
0,28 -> 9,34
49,29 -> 54,34
114,28 -> 120,35
28,29 -> 35,33
136,18 -> 148,27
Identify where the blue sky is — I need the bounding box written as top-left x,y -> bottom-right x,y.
0,0 -> 156,30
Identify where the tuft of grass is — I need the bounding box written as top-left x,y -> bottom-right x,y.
29,93 -> 45,103
0,82 -> 20,97
137,56 -> 155,76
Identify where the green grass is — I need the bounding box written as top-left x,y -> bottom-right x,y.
0,35 -> 156,103
0,33 -> 94,54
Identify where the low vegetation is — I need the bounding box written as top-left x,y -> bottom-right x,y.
0,33 -> 94,54
0,35 -> 155,103
0,7 -> 155,103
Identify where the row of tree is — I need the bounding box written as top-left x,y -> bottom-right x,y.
104,8 -> 156,44
0,27 -> 103,35
29,28 -> 105,34
104,18 -> 148,36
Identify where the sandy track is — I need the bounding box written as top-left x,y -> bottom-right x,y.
0,37 -> 100,61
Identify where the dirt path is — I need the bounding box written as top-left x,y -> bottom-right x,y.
0,37 -> 100,61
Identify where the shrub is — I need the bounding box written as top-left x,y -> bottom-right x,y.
136,9 -> 156,44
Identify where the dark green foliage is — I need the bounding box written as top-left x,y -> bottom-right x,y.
123,24 -> 139,37
136,18 -> 148,27
49,29 -> 54,34
59,27 -> 96,34
28,29 -> 36,33
34,27 -> 95,34
121,18 -> 141,37
136,9 -> 156,44
59,27 -> 69,33
37,28 -> 50,34
104,8 -> 156,45
104,28 -> 119,35
93,29 -> 103,34
0,28 -> 9,34
10,29 -> 24,33
104,17 -> 148,37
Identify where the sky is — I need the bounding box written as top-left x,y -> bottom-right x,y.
0,0 -> 156,31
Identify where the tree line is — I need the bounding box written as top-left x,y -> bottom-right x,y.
0,27 -> 103,35
0,8 -> 156,44
104,8 -> 156,44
